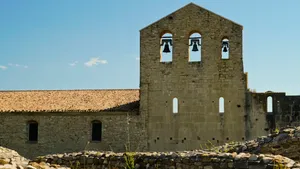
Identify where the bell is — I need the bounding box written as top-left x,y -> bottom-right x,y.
163,43 -> 171,53
222,41 -> 229,52
191,42 -> 199,52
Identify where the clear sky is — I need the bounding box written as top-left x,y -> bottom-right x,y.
0,0 -> 299,95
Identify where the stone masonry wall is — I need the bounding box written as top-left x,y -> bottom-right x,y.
0,111 -> 146,159
32,151 -> 299,169
247,91 -> 300,135
245,92 -> 269,140
213,126 -> 300,161
140,3 -> 247,152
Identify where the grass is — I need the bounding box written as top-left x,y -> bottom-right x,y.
69,160 -> 80,169
124,152 -> 135,169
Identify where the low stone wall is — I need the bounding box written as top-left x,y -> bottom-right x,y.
209,126 -> 300,161
32,150 -> 299,169
0,146 -> 69,169
0,146 -> 29,169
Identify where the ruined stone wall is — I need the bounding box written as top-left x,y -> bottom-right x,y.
31,150 -> 298,169
274,95 -> 300,128
215,126 -> 300,162
247,91 -> 300,134
245,92 -> 269,140
140,3 -> 247,151
0,112 -> 146,159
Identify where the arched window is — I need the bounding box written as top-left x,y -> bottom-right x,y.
173,98 -> 178,113
160,33 -> 173,62
267,96 -> 273,113
27,120 -> 38,142
92,120 -> 102,141
221,38 -> 229,59
219,97 -> 225,113
189,33 -> 201,62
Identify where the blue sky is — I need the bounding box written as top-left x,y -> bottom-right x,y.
0,0 -> 299,95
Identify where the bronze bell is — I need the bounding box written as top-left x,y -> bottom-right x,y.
163,43 -> 171,53
222,41 -> 229,52
192,42 -> 199,52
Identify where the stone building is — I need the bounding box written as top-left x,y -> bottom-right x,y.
0,3 -> 299,159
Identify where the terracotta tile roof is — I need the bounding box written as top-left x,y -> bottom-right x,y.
0,89 -> 140,112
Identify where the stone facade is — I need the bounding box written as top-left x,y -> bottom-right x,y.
0,112 -> 147,159
140,3 -> 246,151
0,3 -> 299,159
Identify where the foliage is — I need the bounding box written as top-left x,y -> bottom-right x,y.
69,160 -> 80,169
124,152 -> 135,169
273,161 -> 288,169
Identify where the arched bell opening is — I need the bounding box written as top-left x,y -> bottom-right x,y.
221,38 -> 229,59
160,33 -> 173,62
189,32 -> 201,62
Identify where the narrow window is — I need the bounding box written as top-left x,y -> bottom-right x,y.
189,33 -> 201,62
221,38 -> 229,59
267,96 -> 273,112
160,33 -> 173,62
173,98 -> 178,113
92,120 -> 102,141
28,121 -> 38,142
219,97 -> 224,113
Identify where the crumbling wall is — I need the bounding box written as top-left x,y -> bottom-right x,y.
275,95 -> 300,128
247,91 -> 300,135
211,126 -> 300,161
245,92 -> 269,140
31,150 -> 298,169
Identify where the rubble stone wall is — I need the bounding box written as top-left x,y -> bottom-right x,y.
32,151 -> 299,169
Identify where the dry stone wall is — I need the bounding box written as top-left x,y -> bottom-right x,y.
210,126 -> 300,161
0,146 -> 69,169
31,151 -> 300,169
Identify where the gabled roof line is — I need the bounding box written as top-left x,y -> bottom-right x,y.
140,3 -> 191,31
190,3 -> 243,28
140,2 -> 243,32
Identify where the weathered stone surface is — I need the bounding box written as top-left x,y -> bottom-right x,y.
0,147 -> 69,169
0,113 -> 147,159
30,150 -> 298,169
205,126 -> 300,161
140,2 -> 247,153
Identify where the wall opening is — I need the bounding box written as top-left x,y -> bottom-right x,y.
28,121 -> 38,142
173,98 -> 178,113
267,96 -> 273,113
221,38 -> 229,59
92,120 -> 102,141
189,33 -> 201,62
160,33 -> 173,62
219,97 -> 225,113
